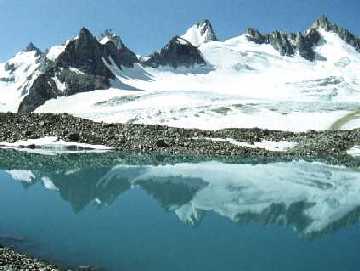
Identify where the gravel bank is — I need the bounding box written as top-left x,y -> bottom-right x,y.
0,245 -> 61,271
0,113 -> 360,166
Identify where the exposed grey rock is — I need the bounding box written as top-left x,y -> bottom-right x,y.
17,74 -> 59,113
247,16 -> 360,61
4,62 -> 16,72
197,19 -> 218,42
297,29 -> 322,61
56,27 -> 138,78
311,15 -> 360,52
246,28 -> 267,44
99,29 -> 124,49
143,36 -> 206,68
24,42 -> 42,56
57,68 -> 109,96
18,27 -> 139,112
269,31 -> 295,57
246,28 -> 321,61
18,66 -> 110,113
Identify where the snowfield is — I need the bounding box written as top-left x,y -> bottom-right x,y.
0,50 -> 41,112
2,25 -> 360,131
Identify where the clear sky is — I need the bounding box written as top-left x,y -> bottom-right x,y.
0,0 -> 359,61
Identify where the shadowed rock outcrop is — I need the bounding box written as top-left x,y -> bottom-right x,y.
18,28 -> 138,113
24,42 -> 42,56
246,16 -> 359,61
143,36 -> 206,68
56,27 -> 138,77
197,19 -> 217,43
246,28 -> 321,61
311,15 -> 360,52
18,74 -> 58,113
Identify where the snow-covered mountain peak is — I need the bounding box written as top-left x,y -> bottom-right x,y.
2,16 -> 360,130
310,15 -> 360,53
181,19 -> 217,47
311,15 -> 336,31
0,48 -> 42,112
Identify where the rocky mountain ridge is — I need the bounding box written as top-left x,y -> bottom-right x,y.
17,27 -> 139,112
245,15 -> 360,61
1,16 -> 360,113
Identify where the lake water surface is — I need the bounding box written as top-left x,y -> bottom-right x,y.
1,152 -> 360,271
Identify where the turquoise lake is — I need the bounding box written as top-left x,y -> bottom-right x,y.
1,152 -> 360,271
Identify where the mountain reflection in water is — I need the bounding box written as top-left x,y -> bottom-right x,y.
3,151 -> 360,239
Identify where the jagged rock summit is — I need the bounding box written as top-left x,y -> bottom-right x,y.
181,19 -> 217,47
246,27 -> 321,61
246,16 -> 360,61
143,36 -> 206,68
311,15 -> 360,52
56,27 -> 138,77
24,42 -> 42,56
142,19 -> 218,68
18,27 -> 139,113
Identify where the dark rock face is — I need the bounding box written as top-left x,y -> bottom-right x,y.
18,67 -> 110,113
268,31 -> 295,57
246,28 -> 267,44
56,28 -> 111,77
247,16 -> 360,61
312,15 -> 360,52
56,28 -> 138,78
198,19 -> 217,42
57,68 -> 109,96
18,74 -> 59,113
18,27 -> 139,112
103,39 -> 139,68
246,28 -> 321,61
297,29 -> 322,61
24,42 -> 42,56
143,36 -> 206,68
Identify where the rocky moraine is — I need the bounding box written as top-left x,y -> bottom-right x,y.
0,245 -> 62,271
0,113 -> 360,167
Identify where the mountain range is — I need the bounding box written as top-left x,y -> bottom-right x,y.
1,16 -> 360,131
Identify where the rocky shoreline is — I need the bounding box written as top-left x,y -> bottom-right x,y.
0,245 -> 61,271
0,113 -> 360,166
0,244 -> 99,271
